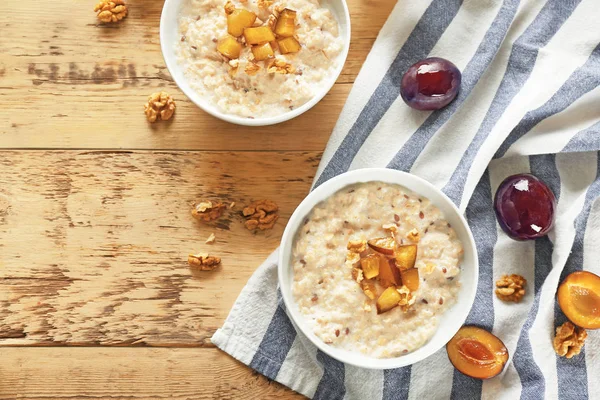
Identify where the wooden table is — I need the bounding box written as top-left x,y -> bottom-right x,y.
0,0 -> 395,398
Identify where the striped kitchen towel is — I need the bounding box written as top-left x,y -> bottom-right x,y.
212,0 -> 600,398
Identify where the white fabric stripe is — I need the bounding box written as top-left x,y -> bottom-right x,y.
277,333 -> 322,399
313,0 -> 433,182
350,0 -> 506,177
408,0 -> 546,189
482,156 -> 533,400
343,366 -> 384,400
503,86 -> 600,157
407,349 -> 454,400
583,198 -> 600,396
458,0 -> 600,208
525,152 -> 598,399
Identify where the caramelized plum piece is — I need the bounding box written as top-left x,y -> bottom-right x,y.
217,35 -> 242,59
447,326 -> 509,379
227,9 -> 257,37
278,37 -> 301,54
400,268 -> 419,292
379,257 -> 402,288
243,26 -> 276,45
251,42 -> 274,61
274,8 -> 296,37
400,57 -> 461,111
376,286 -> 401,314
558,271 -> 600,329
367,237 -> 396,255
360,254 -> 380,279
394,244 -> 417,270
494,174 -> 556,241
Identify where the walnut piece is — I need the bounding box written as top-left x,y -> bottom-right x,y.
406,228 -> 420,243
553,321 -> 587,358
205,233 -> 216,244
245,62 -> 261,76
267,58 -> 295,74
243,199 -> 279,231
224,1 -> 235,15
495,274 -> 526,302
347,240 -> 367,253
191,201 -> 227,222
144,92 -> 176,123
94,0 -> 128,23
397,285 -> 416,312
258,0 -> 273,8
351,268 -> 363,283
188,253 -> 221,271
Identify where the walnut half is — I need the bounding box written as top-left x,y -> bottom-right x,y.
94,0 -> 128,23
144,92 -> 176,123
553,321 -> 587,358
191,201 -> 227,222
495,274 -> 526,302
243,200 -> 279,231
188,253 -> 221,271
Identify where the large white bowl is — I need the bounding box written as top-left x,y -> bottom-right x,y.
278,168 -> 479,369
160,0 -> 351,126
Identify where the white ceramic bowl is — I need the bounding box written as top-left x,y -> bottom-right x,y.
159,0 -> 351,126
278,168 -> 479,369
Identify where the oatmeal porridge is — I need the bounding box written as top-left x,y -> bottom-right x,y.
176,0 -> 344,118
291,182 -> 464,358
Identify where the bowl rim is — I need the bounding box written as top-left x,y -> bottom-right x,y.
278,168 -> 479,369
159,0 -> 352,126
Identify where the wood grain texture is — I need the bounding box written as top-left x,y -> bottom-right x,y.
0,150 -> 319,345
0,347 -> 306,399
0,0 -> 396,151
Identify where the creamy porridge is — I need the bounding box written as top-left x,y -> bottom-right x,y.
292,182 -> 464,358
176,0 -> 344,118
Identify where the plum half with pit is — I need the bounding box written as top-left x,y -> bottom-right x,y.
494,173 -> 556,241
400,57 -> 461,111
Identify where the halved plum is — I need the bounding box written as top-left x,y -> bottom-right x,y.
447,326 -> 509,379
368,237 -> 397,256
558,271 -> 600,329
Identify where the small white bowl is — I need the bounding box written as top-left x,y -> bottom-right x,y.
278,168 -> 479,369
159,0 -> 351,126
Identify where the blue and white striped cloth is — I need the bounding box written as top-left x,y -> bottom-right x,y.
212,0 -> 600,398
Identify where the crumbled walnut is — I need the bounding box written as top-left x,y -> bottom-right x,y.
406,228 -> 420,242
266,14 -> 277,30
267,58 -> 295,74
245,62 -> 261,76
347,240 -> 367,253
144,91 -> 176,123
188,253 -> 221,270
228,59 -> 239,77
224,1 -> 235,15
382,223 -> 397,233
363,302 -> 372,312
495,274 -> 526,302
205,233 -> 216,244
351,268 -> 363,283
346,251 -> 361,266
258,0 -> 273,8
191,201 -> 227,222
553,321 -> 587,358
397,285 -> 416,312
243,199 -> 279,231
360,280 -> 377,300
94,0 -> 128,23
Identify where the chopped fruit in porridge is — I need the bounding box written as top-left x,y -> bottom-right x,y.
177,0 -> 344,118
292,182 -> 463,358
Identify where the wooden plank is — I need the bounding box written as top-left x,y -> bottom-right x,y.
0,150 -> 319,346
0,0 -> 396,151
0,347 -> 306,399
